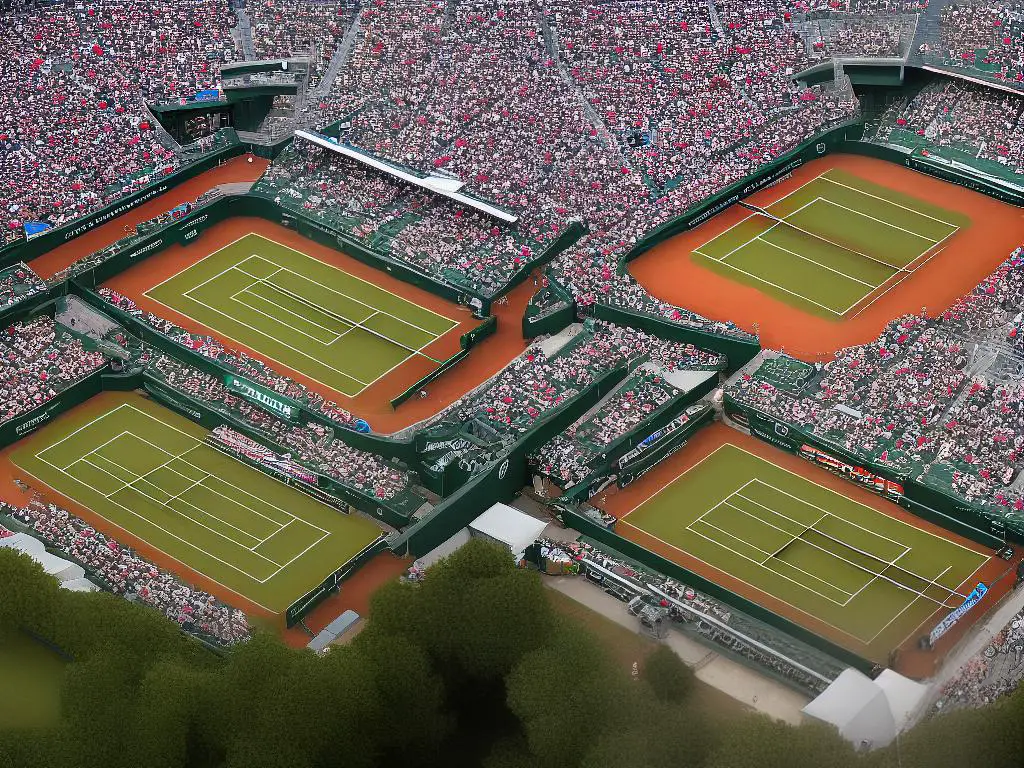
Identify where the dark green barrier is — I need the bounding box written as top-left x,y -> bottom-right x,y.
590,303 -> 759,374
144,375 -> 422,527
523,274 -> 577,339
617,405 -> 714,487
75,285 -> 418,464
623,123 -> 855,264
490,220 -> 587,303
286,536 -> 388,627
390,316 -> 497,409
541,382 -> 717,501
390,448 -> 528,557
561,507 -> 874,674
390,350 -> 470,409
840,140 -> 1024,206
0,141 -> 242,267
726,396 -> 1006,549
0,367 -> 106,449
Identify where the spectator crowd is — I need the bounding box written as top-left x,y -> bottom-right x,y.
4,497 -> 250,646
727,244 -> 1024,528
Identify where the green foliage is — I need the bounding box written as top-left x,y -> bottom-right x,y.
9,534 -> 1024,768
704,712 -> 858,768
641,643 -> 696,703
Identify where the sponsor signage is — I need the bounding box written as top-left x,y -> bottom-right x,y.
799,444 -> 904,500
929,582 -> 988,646
224,375 -> 298,422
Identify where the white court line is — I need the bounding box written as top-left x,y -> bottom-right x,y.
165,291 -> 373,387
684,519 -> 854,606
693,511 -> 860,601
695,170 -> 831,246
754,236 -> 880,288
691,255 -> 849,316
711,199 -> 820,263
866,565 -> 953,645
142,232 -> 462,396
230,281 -> 347,346
82,450 -> 281,554
815,198 -> 940,240
819,171 -> 961,229
620,443 -> 990,557
17,462 -> 279,615
744,477 -> 912,550
123,428 -> 324,535
36,451 -> 276,581
620,520 -> 870,643
54,431 -> 129,470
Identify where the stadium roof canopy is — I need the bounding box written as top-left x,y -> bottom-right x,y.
294,130 -> 520,224
802,667 -> 926,750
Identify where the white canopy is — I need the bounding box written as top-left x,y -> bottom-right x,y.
802,668 -> 897,750
470,503 -> 547,561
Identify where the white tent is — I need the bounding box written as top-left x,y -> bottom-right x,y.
802,668 -> 896,750
875,669 -> 928,731
0,532 -> 86,583
61,577 -> 101,593
469,503 -> 547,562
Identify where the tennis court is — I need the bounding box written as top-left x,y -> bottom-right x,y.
142,233 -> 460,396
11,395 -> 384,613
620,443 -> 990,657
693,168 -> 971,318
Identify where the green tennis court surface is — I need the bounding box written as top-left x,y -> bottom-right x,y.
12,395 -> 383,613
623,444 -> 989,658
693,169 -> 971,318
142,233 -> 460,396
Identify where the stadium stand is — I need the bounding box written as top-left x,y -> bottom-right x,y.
0,314 -> 107,427
727,244 -> 1024,515
2,498 -> 251,646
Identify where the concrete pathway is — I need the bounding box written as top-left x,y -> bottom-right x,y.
545,575 -> 810,724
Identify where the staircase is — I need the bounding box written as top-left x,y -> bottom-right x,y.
234,7 -> 256,60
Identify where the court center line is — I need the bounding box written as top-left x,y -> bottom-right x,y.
753,236 -> 881,288
815,198 -> 941,241
819,171 -> 960,229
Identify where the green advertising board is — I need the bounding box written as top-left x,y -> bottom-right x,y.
223,374 -> 300,422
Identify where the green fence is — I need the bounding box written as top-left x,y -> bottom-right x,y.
590,303 -> 760,375
840,140 -> 1024,206
0,140 -> 242,268
0,367 -> 107,450
546,383 -> 717,503
390,315 -> 498,409
724,394 -> 1007,548
285,536 -> 389,627
522,274 -> 577,339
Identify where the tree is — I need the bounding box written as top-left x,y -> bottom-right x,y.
641,644 -> 696,703
506,620 -> 631,768
703,712 -> 857,768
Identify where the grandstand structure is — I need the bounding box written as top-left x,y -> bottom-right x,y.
9,0 -> 1024,715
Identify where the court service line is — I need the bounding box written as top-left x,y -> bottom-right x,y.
753,236 -> 880,288
819,172 -> 960,229
815,198 -> 938,240
691,255 -> 850,316
866,565 -> 954,645
685,520 -> 855,606
228,284 -> 347,346
35,451 -> 278,582
82,451 -> 283,553
695,511 -> 861,598
693,170 -> 831,247
125,433 -> 318,534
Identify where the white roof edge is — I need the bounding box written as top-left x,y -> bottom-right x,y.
920,64 -> 1024,96
294,130 -> 520,224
